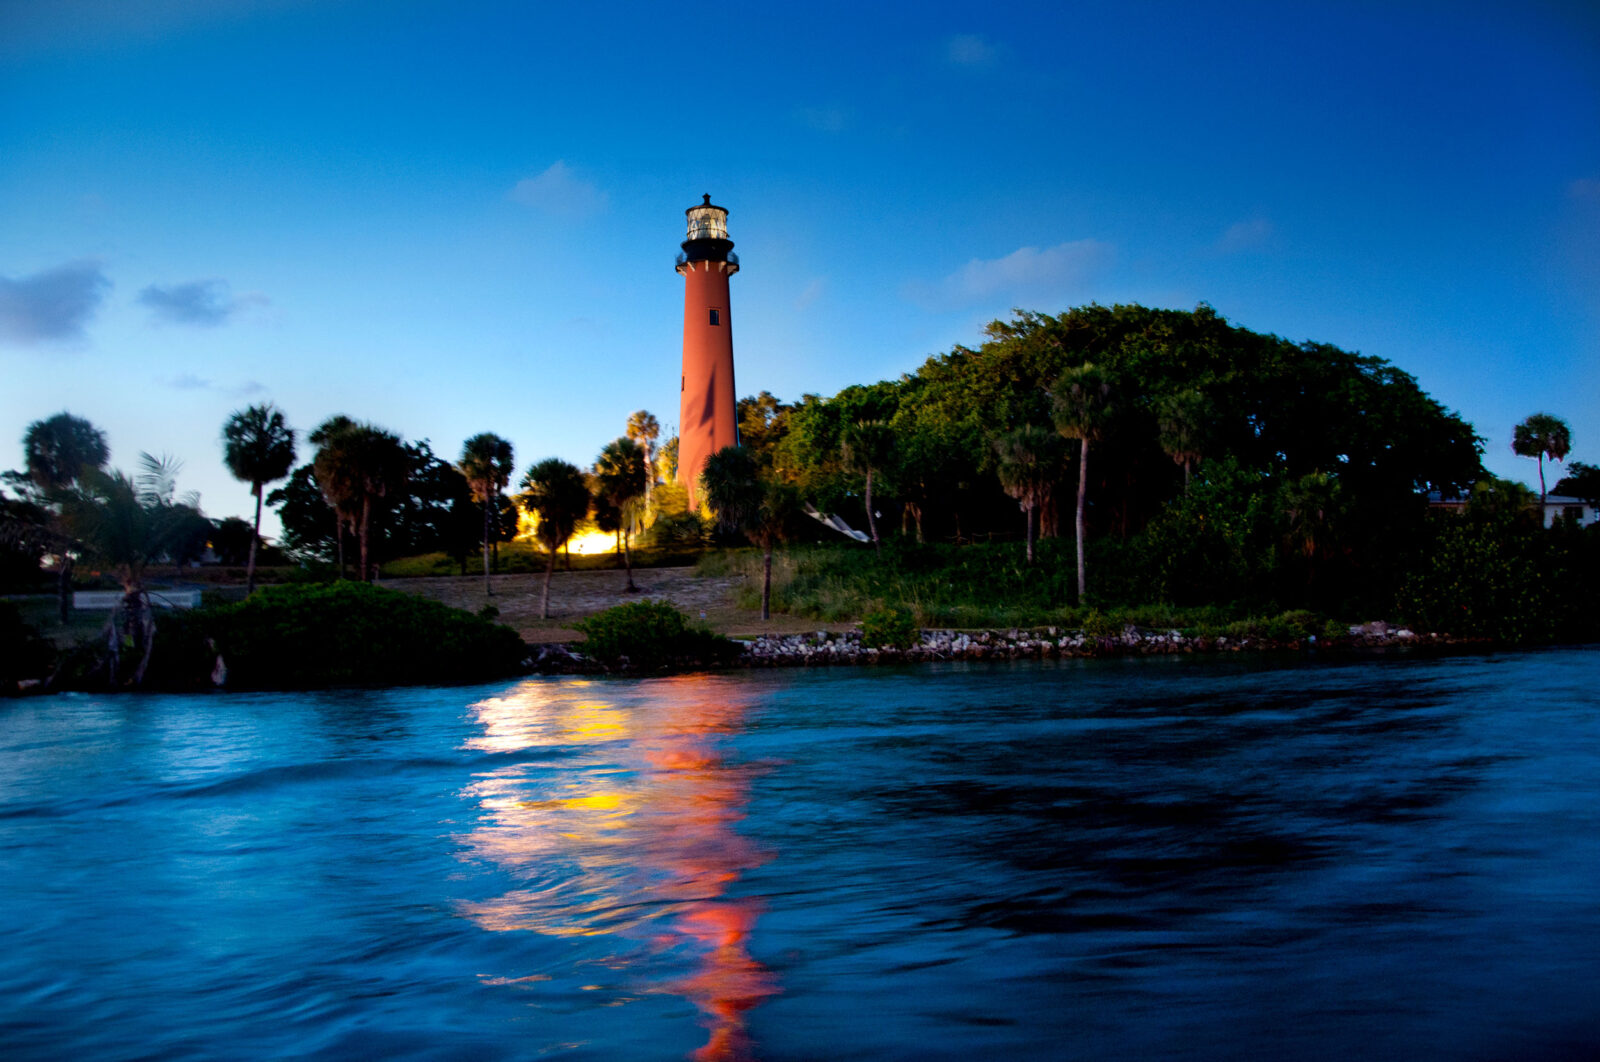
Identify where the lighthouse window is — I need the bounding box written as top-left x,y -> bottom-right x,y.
709,309 -> 721,326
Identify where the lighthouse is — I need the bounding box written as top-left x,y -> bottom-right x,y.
676,194 -> 740,510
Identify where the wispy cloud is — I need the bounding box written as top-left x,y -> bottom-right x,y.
507,161 -> 607,218
162,373 -> 265,396
793,105 -> 851,133
905,240 -> 1113,309
944,33 -> 997,67
0,260 -> 110,345
795,277 -> 827,310
139,279 -> 265,326
1215,216 -> 1275,254
1569,177 -> 1600,201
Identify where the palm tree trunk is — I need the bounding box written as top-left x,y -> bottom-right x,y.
1076,438 -> 1089,602
334,511 -> 346,580
541,548 -> 556,619
359,496 -> 372,583
130,590 -> 157,687
57,552 -> 73,624
865,468 -> 879,552
1538,454 -> 1547,505
762,543 -> 773,621
481,495 -> 493,596
247,485 -> 263,595
1025,503 -> 1035,565
622,529 -> 636,592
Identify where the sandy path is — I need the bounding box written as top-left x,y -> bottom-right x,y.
384,565 -> 855,643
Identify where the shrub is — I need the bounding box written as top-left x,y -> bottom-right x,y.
860,605 -> 917,649
0,602 -> 55,692
574,600 -> 740,669
150,581 -> 526,690
1080,609 -> 1122,642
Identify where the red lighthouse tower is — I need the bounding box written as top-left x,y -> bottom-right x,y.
676,194 -> 740,510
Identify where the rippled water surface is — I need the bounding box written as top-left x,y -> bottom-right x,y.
3,649 -> 1599,1060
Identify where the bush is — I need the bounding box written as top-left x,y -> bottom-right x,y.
150,581 -> 527,690
0,602 -> 55,692
860,605 -> 918,649
574,600 -> 740,670
1080,609 -> 1123,642
644,511 -> 710,550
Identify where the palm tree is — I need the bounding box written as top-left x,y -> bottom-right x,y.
595,437 -> 648,592
309,416 -> 358,577
1280,471 -> 1343,595
22,412 -> 109,622
221,403 -> 296,595
993,425 -> 1065,565
701,444 -> 800,621
312,418 -> 407,581
1053,364 -> 1115,602
1511,413 -> 1572,505
1156,390 -> 1210,491
519,458 -> 591,619
625,410 -> 660,511
841,419 -> 895,552
458,433 -> 516,596
65,454 -> 209,686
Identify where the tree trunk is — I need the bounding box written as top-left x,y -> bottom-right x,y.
864,468 -> 880,552
57,552 -> 73,624
481,495 -> 493,596
541,547 -> 556,619
1076,438 -> 1089,602
335,511 -> 346,580
247,485 -> 263,596
359,496 -> 372,583
1024,503 -> 1035,565
1538,454 -> 1547,505
622,529 -> 636,592
762,543 -> 773,621
130,590 -> 156,687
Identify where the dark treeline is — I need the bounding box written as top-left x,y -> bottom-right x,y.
730,303 -> 1594,632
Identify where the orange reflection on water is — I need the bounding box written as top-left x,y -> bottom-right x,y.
459,674 -> 778,1060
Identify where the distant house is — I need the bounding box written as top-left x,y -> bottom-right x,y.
1426,491 -> 1599,528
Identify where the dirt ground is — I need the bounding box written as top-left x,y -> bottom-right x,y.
383,565 -> 856,643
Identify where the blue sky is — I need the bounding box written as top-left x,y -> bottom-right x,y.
2,0 -> 1596,536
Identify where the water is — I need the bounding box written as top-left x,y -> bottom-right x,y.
2,649 -> 1598,1060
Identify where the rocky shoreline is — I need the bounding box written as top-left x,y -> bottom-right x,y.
526,621 -> 1473,674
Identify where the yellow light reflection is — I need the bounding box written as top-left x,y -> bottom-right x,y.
458,677 -> 778,1061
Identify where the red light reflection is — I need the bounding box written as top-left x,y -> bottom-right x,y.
460,675 -> 778,1060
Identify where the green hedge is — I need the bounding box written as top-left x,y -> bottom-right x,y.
152,582 -> 527,690
574,600 -> 740,670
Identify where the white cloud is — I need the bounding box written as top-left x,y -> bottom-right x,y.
905,239 -> 1113,309
944,34 -> 997,67
163,373 -> 265,396
1216,217 -> 1274,254
0,260 -> 110,345
139,278 -> 264,326
507,161 -> 607,218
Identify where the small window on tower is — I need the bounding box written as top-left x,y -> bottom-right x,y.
709,309 -> 721,326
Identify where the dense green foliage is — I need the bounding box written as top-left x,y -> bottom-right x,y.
269,439 -> 480,570
151,582 -> 526,689
573,600 -> 740,670
1397,488 -> 1600,643
741,303 -> 1489,617
1553,461 -> 1600,504
860,605 -> 918,649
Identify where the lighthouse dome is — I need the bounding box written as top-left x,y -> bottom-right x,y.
685,194 -> 729,241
